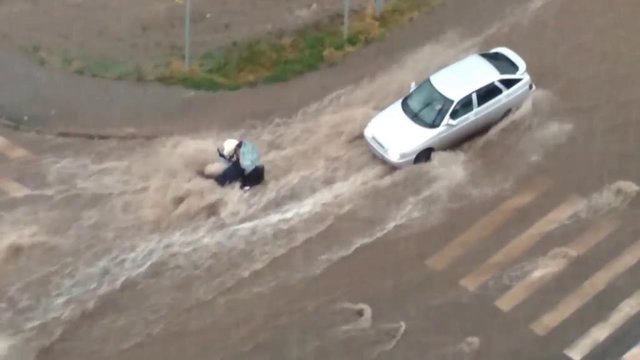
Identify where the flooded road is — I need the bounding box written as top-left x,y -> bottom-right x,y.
2,0 -> 640,359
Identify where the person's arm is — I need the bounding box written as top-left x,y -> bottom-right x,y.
232,142 -> 243,162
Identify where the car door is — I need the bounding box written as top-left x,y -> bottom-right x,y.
473,82 -> 506,131
437,93 -> 475,149
498,77 -> 529,111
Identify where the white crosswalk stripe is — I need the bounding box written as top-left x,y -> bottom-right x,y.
459,195 -> 584,291
563,289 -> 640,360
0,177 -> 30,197
622,342 -> 640,359
421,178 -> 640,359
530,239 -> 640,336
426,177 -> 552,271
0,135 -> 31,160
495,215 -> 621,312
0,134 -> 34,196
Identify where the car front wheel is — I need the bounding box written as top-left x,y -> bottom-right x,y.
414,148 -> 433,164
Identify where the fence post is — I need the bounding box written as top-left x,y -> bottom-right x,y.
374,0 -> 384,17
343,0 -> 351,41
184,0 -> 192,68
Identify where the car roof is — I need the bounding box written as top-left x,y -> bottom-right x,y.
430,54 -> 501,100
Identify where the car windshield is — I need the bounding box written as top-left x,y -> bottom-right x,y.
401,79 -> 453,128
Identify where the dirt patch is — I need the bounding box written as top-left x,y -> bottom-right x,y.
0,0 -> 370,63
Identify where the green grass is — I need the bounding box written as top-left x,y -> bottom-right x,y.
32,0 -> 441,92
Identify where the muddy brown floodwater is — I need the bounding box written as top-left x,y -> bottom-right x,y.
2,0 -> 640,359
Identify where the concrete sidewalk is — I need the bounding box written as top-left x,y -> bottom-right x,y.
0,48 -> 322,137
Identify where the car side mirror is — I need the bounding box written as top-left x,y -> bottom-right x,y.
446,118 -> 458,127
410,81 -> 416,92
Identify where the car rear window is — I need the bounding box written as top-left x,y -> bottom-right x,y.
480,52 -> 519,75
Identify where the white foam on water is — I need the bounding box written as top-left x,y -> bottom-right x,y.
335,303 -> 373,333
575,180 -> 639,219
0,334 -> 35,360
454,336 -> 481,358
312,152 -> 471,268
370,321 -> 406,358
0,335 -> 10,358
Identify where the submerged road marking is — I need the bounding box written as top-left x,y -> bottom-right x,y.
0,177 -> 30,197
531,239 -> 640,336
426,177 -> 552,271
459,195 -> 583,292
495,215 -> 621,312
563,289 -> 640,360
0,135 -> 31,160
622,342 -> 640,360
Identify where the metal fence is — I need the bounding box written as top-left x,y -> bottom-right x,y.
344,0 -> 386,40
180,0 -> 387,66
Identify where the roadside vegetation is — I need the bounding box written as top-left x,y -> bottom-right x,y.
30,0 -> 441,91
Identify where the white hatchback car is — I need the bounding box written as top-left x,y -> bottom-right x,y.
363,47 -> 535,167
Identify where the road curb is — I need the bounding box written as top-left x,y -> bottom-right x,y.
0,118 -> 161,141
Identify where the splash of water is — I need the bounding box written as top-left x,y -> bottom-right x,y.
576,180 -> 639,219
335,303 -> 373,333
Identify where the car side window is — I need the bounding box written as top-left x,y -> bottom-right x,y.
499,78 -> 522,89
476,83 -> 503,107
450,95 -> 473,120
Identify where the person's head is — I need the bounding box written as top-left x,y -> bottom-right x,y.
219,138 -> 241,159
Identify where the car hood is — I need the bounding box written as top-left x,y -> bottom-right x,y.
366,99 -> 442,153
